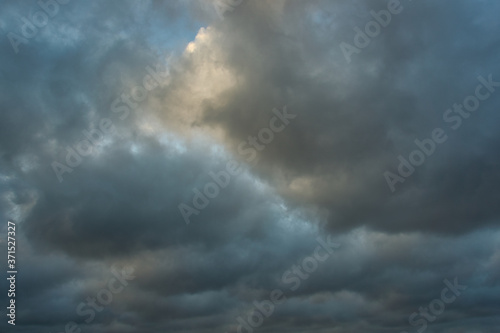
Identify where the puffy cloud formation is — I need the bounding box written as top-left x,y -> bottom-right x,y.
1,0 -> 500,332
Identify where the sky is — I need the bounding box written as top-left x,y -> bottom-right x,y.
1,0 -> 500,332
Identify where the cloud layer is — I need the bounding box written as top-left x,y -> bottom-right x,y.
1,0 -> 500,332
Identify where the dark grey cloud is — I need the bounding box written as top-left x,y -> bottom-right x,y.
1,1 -> 500,333
155,0 -> 500,236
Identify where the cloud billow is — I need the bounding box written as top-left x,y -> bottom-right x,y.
1,1 -> 500,332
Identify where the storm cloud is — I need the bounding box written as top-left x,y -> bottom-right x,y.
1,0 -> 500,332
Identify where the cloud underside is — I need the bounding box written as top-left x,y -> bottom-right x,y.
1,0 -> 500,332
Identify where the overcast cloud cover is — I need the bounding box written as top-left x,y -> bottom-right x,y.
1,0 -> 500,332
